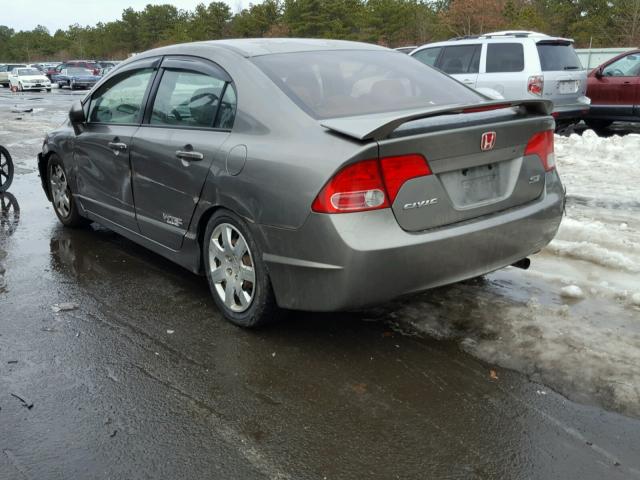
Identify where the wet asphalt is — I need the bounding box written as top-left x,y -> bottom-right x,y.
1,88 -> 640,479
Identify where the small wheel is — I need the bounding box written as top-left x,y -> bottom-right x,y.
0,146 -> 14,192
47,154 -> 88,227
203,210 -> 280,327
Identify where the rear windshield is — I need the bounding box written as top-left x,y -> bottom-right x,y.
68,68 -> 92,75
536,43 -> 582,71
252,50 -> 483,119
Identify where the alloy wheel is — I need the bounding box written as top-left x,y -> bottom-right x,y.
50,164 -> 71,218
208,223 -> 256,312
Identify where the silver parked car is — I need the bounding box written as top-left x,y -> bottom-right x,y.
411,31 -> 590,129
37,39 -> 564,327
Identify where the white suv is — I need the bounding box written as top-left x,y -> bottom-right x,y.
410,31 -> 590,129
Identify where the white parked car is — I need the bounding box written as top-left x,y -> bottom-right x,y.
410,31 -> 590,129
8,67 -> 52,92
0,64 -> 27,87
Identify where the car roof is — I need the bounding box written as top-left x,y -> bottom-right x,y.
413,31 -> 574,51
151,38 -> 388,58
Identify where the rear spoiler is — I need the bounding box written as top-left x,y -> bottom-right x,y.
320,99 -> 553,141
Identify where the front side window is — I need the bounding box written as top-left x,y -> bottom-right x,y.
486,43 -> 525,73
603,54 -> 640,77
253,50 -> 483,119
88,68 -> 154,124
412,47 -> 442,67
438,45 -> 481,74
150,70 -> 227,128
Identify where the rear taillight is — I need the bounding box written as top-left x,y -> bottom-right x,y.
311,159 -> 389,213
525,130 -> 555,171
527,75 -> 544,96
379,154 -> 431,203
312,154 -> 431,213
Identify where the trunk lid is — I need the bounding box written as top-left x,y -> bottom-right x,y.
377,110 -> 554,232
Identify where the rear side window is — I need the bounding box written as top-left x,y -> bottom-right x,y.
412,47 -> 442,67
253,50 -> 483,119
438,45 -> 481,74
536,43 -> 582,71
486,43 -> 524,73
88,68 -> 154,124
150,70 -> 226,128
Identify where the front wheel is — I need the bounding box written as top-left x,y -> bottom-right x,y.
203,210 -> 280,328
47,154 -> 88,227
0,146 -> 14,192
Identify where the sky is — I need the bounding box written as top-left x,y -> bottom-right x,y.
1,0 -> 251,32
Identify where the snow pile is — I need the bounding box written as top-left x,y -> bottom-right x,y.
555,129 -> 640,207
559,285 -> 584,299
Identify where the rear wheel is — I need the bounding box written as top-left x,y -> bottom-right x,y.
203,210 -> 280,328
48,154 -> 87,227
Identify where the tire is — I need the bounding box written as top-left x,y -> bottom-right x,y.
203,210 -> 280,328
70,80 -> 76,90
585,119 -> 612,134
17,83 -> 23,92
46,88 -> 51,92
0,146 -> 14,192
47,154 -> 88,227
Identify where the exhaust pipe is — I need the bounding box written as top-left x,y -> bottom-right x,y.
511,258 -> 531,270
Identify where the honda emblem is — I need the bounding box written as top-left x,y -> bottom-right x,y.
481,131 -> 496,151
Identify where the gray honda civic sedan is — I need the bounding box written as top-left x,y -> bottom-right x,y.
38,38 -> 564,327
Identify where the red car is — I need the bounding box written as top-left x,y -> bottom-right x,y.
46,60 -> 101,80
585,49 -> 640,131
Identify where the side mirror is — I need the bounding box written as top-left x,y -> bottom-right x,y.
69,101 -> 86,125
594,67 -> 603,79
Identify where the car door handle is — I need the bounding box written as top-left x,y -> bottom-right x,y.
108,142 -> 127,151
176,150 -> 204,161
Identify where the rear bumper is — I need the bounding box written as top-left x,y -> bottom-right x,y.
260,171 -> 565,311
552,96 -> 591,122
